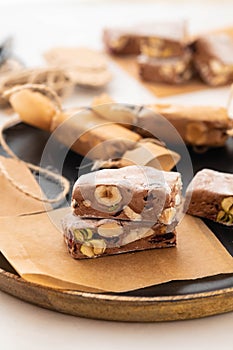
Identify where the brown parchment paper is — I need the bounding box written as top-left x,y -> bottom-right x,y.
0,156 -> 48,216
110,27 -> 233,98
122,142 -> 180,171
0,207 -> 233,293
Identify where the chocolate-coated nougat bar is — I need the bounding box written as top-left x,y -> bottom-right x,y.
185,169 -> 233,226
62,213 -> 176,259
103,21 -> 187,56
138,49 -> 193,84
72,165 -> 182,222
193,33 -> 233,86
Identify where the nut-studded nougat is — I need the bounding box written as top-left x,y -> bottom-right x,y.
103,21 -> 188,56
185,169 -> 233,226
138,49 -> 193,84
193,33 -> 233,86
72,165 -> 182,223
62,213 -> 177,259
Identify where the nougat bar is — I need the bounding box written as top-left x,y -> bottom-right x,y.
193,33 -> 233,86
147,104 -> 232,147
103,21 -> 187,56
72,165 -> 182,222
62,213 -> 177,259
185,169 -> 233,225
138,49 -> 193,84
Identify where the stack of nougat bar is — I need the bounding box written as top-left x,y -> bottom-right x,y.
137,22 -> 193,84
62,166 -> 182,259
104,21 -> 193,84
103,21 -> 233,86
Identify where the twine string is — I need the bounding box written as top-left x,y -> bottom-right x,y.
0,68 -> 73,106
0,115 -> 70,203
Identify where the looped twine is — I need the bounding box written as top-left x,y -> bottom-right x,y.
0,115 -> 70,204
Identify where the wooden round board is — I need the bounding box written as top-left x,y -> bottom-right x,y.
1,254 -> 233,322
0,122 -> 233,322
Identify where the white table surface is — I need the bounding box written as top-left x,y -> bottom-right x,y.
1,1 -> 233,349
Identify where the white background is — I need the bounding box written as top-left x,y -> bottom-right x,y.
1,1 -> 233,349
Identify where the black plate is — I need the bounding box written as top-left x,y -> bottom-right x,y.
1,122 -> 233,298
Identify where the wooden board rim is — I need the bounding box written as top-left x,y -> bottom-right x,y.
1,267 -> 233,322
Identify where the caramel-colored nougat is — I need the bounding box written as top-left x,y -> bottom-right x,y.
147,104 -> 232,147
